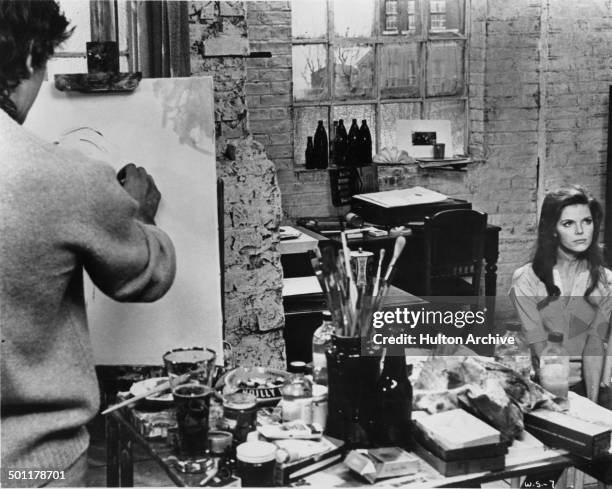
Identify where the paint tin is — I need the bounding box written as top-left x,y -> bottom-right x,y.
236,441 -> 276,487
223,392 -> 257,444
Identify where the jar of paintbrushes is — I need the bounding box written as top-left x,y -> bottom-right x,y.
309,235 -> 407,448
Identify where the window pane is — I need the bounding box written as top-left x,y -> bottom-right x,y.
333,45 -> 374,99
424,99 -> 466,155
293,45 -> 329,101
380,102 -> 420,149
294,107 -> 328,166
404,0 -> 419,34
332,105 -> 376,152
56,0 -> 91,53
429,0 -> 465,34
292,0 -> 327,39
333,0 -> 375,38
427,41 -> 464,96
46,56 -> 87,78
380,44 -> 420,98
383,0 -> 421,36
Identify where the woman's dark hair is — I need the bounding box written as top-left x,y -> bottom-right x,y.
532,184 -> 604,302
0,0 -> 72,114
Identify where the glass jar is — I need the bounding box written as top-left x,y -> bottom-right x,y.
539,332 -> 569,399
312,311 -> 335,386
280,374 -> 313,423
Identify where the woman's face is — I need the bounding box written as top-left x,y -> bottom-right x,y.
555,203 -> 594,254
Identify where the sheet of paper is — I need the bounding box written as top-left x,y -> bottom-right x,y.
25,78 -> 223,365
283,276 -> 322,297
353,186 -> 448,208
278,226 -> 319,255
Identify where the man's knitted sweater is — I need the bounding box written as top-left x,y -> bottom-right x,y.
0,110 -> 176,485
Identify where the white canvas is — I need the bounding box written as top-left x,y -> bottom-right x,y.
396,119 -> 453,158
25,77 -> 223,365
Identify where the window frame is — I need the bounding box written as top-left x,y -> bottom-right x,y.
291,0 -> 470,166
49,1 -> 133,75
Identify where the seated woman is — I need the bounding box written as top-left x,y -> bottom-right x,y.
510,185 -> 612,406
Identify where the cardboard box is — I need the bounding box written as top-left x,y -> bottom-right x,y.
524,409 -> 611,460
273,436 -> 344,485
413,409 -> 501,450
344,447 -> 420,484
413,442 -> 505,477
413,427 -> 507,462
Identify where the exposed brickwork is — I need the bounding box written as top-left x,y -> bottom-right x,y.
542,0 -> 611,205
218,139 -> 285,368
242,0 -> 610,328
190,1 -> 285,368
246,2 -> 294,173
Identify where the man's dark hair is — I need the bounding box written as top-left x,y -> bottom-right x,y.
0,0 -> 72,93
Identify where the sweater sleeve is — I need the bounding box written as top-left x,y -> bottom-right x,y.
63,157 -> 176,302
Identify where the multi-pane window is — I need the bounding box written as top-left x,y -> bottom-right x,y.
47,1 -> 131,79
291,0 -> 468,166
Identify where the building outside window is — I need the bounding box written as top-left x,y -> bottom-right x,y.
291,0 -> 468,167
47,1 -> 131,79
430,0 -> 447,31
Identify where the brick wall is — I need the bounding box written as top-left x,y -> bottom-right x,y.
542,0 -> 611,206
190,1 -> 285,368
242,0 -> 610,327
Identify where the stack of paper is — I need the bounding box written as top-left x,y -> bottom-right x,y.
353,186 -> 448,209
413,409 -> 500,450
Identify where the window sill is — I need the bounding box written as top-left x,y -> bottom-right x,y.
374,157 -> 484,172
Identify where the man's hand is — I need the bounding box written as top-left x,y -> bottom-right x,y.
117,163 -> 161,225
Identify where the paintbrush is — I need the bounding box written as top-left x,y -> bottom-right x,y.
383,236 -> 406,285
372,248 -> 386,297
372,236 -> 407,314
340,231 -> 358,308
101,372 -> 189,415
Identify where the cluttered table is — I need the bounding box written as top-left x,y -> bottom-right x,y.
104,225 -> 611,488
105,374 -> 612,488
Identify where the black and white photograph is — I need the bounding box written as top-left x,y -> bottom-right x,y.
1,0 -> 612,487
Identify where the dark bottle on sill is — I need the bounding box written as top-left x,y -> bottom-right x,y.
371,354 -> 413,448
305,136 -> 315,169
329,120 -> 338,167
347,119 -> 360,167
359,120 -> 372,165
334,119 -> 348,167
313,120 -> 329,169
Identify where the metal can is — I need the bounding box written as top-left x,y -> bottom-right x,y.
223,392 -> 257,444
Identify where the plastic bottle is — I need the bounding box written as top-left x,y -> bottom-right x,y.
359,120 -> 373,165
280,373 -> 313,423
313,120 -> 328,169
539,332 -> 570,399
372,355 -> 413,447
305,136 -> 315,169
347,119 -> 360,167
312,311 -> 335,386
494,322 -> 532,380
334,119 -> 348,167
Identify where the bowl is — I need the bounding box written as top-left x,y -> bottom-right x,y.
224,367 -> 290,404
